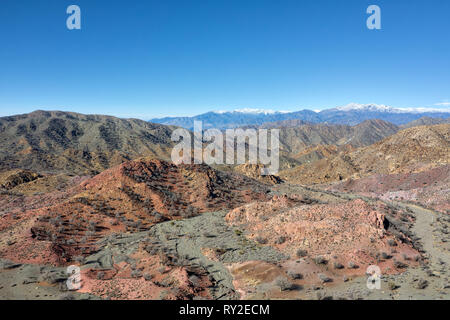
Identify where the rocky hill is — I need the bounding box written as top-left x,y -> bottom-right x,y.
231,119 -> 399,171
400,116 -> 450,129
0,111 -> 176,175
329,165 -> 450,214
0,169 -> 41,190
280,124 -> 450,184
233,163 -> 283,184
6,158 -> 269,262
276,119 -> 399,155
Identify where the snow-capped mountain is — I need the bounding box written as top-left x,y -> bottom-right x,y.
334,103 -> 449,114
334,103 -> 396,112
331,103 -> 397,112
213,108 -> 290,115
150,104 -> 450,130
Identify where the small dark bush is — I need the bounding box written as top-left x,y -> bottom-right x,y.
381,252 -> 392,260
387,239 -> 397,247
314,256 -> 328,265
296,249 -> 308,258
287,271 -> 303,280
255,236 -> 268,245
131,270 -> 142,278
143,273 -> 153,281
333,262 -> 344,270
318,274 -> 332,283
393,260 -> 407,269
416,279 -> 428,289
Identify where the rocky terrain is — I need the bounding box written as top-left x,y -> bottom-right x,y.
400,116 -> 450,129
233,163 -> 283,185
280,124 -> 450,184
0,111 -> 176,175
0,112 -> 448,300
328,165 -> 450,214
267,119 -> 399,151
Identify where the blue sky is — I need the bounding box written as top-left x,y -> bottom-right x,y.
0,0 -> 449,119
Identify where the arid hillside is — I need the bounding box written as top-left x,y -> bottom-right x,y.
1,112 -> 448,301
280,124 -> 450,184
238,119 -> 399,170
0,111 -> 176,175
328,165 -> 450,214
400,116 -> 450,129
225,192 -> 420,299
264,119 -> 399,155
233,163 -> 283,184
0,158 -> 269,265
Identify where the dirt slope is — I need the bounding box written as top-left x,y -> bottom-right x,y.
280,124 -> 450,184
0,110 -> 176,174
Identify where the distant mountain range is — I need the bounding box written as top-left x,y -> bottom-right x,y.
0,109 -> 447,176
150,103 -> 450,130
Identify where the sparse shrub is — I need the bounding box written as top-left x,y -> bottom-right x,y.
158,266 -> 166,274
143,273 -> 153,281
275,276 -> 294,291
318,273 -> 332,283
6,240 -> 15,246
203,232 -> 215,238
97,271 -> 106,280
348,262 -> 358,269
131,270 -> 142,279
73,255 -> 84,264
381,252 -> 391,260
189,275 -> 201,287
159,290 -> 170,300
416,279 -> 428,289
316,291 -> 333,300
387,239 -> 397,247
388,281 -> 397,290
255,236 -> 268,245
58,293 -> 75,300
393,260 -> 407,269
296,249 -> 308,258
333,261 -> 344,269
274,236 -> 286,245
314,256 -> 328,265
287,271 -> 303,280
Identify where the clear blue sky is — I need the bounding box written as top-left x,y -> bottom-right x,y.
0,0 -> 449,119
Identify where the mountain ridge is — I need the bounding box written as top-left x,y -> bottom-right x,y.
0,110 -> 177,175
150,104 -> 450,129
280,123 -> 450,184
